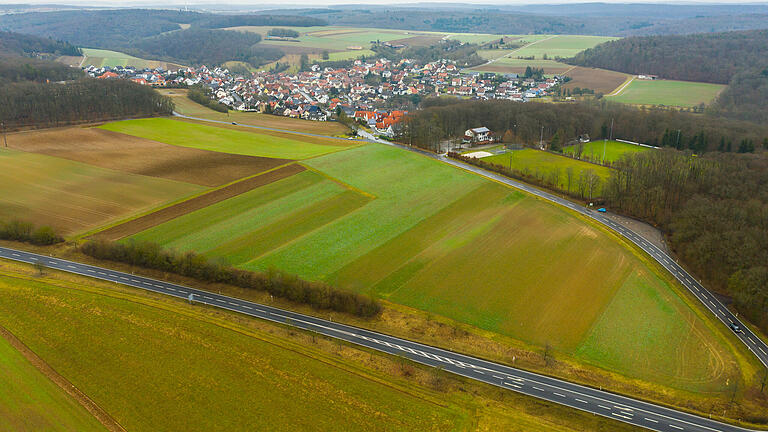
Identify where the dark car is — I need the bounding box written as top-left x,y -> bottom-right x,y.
729,322 -> 743,333
231,122 -> 237,125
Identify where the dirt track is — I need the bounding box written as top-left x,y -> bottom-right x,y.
93,164 -> 305,241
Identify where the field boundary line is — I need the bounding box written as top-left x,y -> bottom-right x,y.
74,162 -> 299,241
0,323 -> 126,432
300,163 -> 377,199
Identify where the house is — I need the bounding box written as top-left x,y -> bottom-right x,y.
463,127 -> 492,144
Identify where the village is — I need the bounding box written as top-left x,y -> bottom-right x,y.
85,57 -> 563,137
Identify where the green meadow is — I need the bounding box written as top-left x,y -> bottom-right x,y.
563,140 -> 651,163
0,332 -> 105,431
608,79 -> 725,107
99,118 -> 346,159
481,148 -> 612,195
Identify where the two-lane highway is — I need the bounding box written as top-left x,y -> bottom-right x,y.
0,246 -> 758,432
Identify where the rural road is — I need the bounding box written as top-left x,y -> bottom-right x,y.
0,246 -> 759,432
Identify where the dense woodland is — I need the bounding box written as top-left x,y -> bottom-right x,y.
0,55 -> 83,82
405,99 -> 768,154
267,28 -> 300,38
273,6 -> 768,36
567,30 -> 768,84
0,53 -> 172,129
0,10 -> 322,67
1,79 -> 174,129
0,30 -> 80,57
567,30 -> 768,122
605,150 -> 768,332
130,28 -> 282,68
372,39 -> 485,68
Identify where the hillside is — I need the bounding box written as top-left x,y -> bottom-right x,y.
567,29 -> 768,121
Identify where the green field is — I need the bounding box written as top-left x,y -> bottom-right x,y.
607,79 -> 726,107
99,118 -> 347,159
81,48 -> 181,69
481,148 -> 612,195
127,141 -> 746,393
563,140 -> 651,164
0,332 -> 105,431
0,149 -> 203,235
0,268 -> 470,431
511,35 -> 618,60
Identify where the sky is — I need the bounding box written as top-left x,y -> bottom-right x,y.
4,0 -> 768,5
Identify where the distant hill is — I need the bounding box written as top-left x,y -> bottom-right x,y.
130,28 -> 282,68
0,30 -> 80,57
0,9 -> 325,67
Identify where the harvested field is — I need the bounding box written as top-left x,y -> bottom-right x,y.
94,164 -> 304,241
7,127 -> 290,187
0,150 -> 202,235
563,67 -> 629,94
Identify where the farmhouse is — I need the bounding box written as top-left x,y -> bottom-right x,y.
463,127 -> 492,144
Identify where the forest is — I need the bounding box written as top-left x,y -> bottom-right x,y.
0,55 -> 83,82
0,54 -> 173,129
566,30 -> 768,122
605,150 -> 768,332
271,6 -> 768,36
372,39 -> 485,68
0,10 -> 322,67
130,28 -> 282,67
404,99 -> 768,154
0,30 -> 80,57
267,28 -> 300,38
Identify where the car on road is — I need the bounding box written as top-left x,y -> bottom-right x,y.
729,322 -> 743,333
231,122 -> 237,125
597,207 -> 607,213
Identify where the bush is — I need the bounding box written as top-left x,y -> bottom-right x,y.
80,239 -> 383,318
0,219 -> 63,245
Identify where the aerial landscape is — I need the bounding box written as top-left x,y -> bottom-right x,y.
1,1 -> 768,431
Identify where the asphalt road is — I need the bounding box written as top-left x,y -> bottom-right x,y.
0,246 -> 758,432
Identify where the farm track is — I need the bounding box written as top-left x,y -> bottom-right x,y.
92,164 -> 305,241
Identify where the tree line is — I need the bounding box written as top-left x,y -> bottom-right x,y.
372,39 -> 484,68
81,240 -> 382,318
266,28 -> 300,38
0,219 -> 62,246
403,98 -> 768,154
187,85 -> 229,113
604,150 -> 768,332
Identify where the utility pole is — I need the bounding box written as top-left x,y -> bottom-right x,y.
539,125 -> 544,150
676,129 -> 681,149
1,122 -> 6,148
603,138 -> 607,165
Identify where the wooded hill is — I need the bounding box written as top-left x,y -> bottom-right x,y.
0,9 -> 324,67
566,30 -> 768,123
129,28 -> 282,68
0,30 -> 80,57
